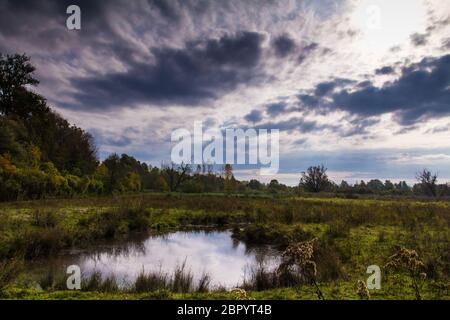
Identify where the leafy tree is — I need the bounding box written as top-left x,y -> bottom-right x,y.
248,179 -> 262,190
268,179 -> 288,193
384,180 -> 395,191
103,154 -> 124,193
367,179 -> 384,192
339,180 -> 350,189
0,53 -> 98,175
125,172 -> 142,192
0,121 -> 18,155
0,54 -> 39,116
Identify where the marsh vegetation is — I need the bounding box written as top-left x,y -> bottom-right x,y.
0,193 -> 448,300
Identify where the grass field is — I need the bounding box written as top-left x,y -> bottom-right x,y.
0,193 -> 449,300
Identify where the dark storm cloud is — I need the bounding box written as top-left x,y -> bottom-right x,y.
357,80 -> 373,88
299,55 -> 450,126
199,31 -> 263,67
315,82 -> 336,96
90,127 -> 140,147
271,36 -> 328,65
245,110 -> 263,123
272,34 -> 296,58
94,132 -> 133,148
3,0 -> 332,111
0,0 -> 225,60
298,94 -> 320,107
314,78 -> 354,96
257,115 -> 378,138
0,0 -> 327,112
375,66 -> 395,75
266,102 -> 288,116
255,116 -> 372,138
339,118 -> 380,137
335,55 -> 450,125
0,0 -> 148,62
66,31 -> 265,110
0,0 -> 204,36
246,102 -> 377,137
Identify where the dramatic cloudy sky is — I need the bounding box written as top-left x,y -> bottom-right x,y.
1,0 -> 449,185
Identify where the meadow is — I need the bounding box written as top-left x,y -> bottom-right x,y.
0,193 -> 449,300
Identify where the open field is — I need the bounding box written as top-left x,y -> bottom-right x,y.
0,193 -> 449,300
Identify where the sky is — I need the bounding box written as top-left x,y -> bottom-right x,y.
1,0 -> 449,185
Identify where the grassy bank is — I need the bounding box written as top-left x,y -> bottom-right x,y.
0,193 -> 449,300
2,280 -> 448,300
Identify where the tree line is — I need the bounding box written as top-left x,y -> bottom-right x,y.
299,165 -> 449,197
1,54 -> 448,201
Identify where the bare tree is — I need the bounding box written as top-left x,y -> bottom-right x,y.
300,165 -> 330,193
416,169 -> 438,196
162,162 -> 191,192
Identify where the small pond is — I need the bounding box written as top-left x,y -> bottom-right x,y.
28,230 -> 280,289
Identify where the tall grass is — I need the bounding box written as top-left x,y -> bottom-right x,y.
133,262 -> 210,294
0,258 -> 22,295
36,263 -> 212,295
83,272 -> 119,293
242,263 -> 303,291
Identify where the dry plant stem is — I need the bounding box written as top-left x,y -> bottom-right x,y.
411,270 -> 421,300
312,280 -> 325,300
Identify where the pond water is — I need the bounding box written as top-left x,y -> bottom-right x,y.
29,230 -> 280,289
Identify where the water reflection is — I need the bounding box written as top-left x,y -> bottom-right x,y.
30,230 -> 279,288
